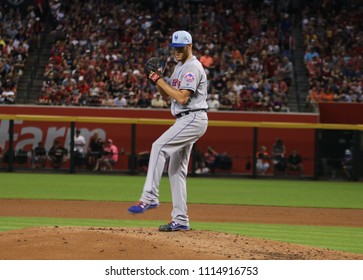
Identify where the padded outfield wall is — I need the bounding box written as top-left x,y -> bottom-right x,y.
0,105 -> 319,176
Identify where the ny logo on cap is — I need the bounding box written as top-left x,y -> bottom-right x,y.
174,35 -> 179,41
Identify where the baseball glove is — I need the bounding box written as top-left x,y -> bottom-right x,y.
145,57 -> 165,83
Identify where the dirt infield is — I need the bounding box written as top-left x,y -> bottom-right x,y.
1,199 -> 363,260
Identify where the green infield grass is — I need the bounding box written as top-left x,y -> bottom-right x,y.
0,173 -> 363,255
0,173 -> 363,208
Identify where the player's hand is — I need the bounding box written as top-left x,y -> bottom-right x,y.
145,57 -> 165,84
149,71 -> 161,83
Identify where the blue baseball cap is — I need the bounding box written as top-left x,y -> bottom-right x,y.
169,30 -> 192,47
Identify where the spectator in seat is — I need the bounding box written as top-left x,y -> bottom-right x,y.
194,149 -> 209,174
137,92 -> 151,108
305,85 -> 321,111
151,93 -> 167,108
48,140 -> 68,169
271,138 -> 287,174
76,76 -> 90,106
73,128 -> 86,169
286,150 -> 304,175
256,145 -> 270,174
31,142 -> 47,169
86,132 -> 104,170
207,93 -> 220,111
204,147 -> 232,174
200,50 -> 215,75
1,85 -> 16,104
304,46 -> 320,64
219,94 -> 233,110
341,149 -> 353,180
204,146 -> 218,174
127,92 -> 138,107
93,139 -> 118,171
113,93 -> 127,108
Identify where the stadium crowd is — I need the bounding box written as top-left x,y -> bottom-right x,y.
1,0 -> 361,113
302,1 -> 363,111
35,0 -> 296,112
0,2 -> 45,104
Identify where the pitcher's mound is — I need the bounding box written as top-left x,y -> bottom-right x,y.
1,226 -> 362,260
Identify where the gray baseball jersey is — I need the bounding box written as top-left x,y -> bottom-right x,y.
169,55 -> 208,115
140,55 -> 209,226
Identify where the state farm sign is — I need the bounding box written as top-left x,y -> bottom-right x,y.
0,120 -> 106,151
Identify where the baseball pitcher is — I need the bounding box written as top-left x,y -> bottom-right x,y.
128,30 -> 209,231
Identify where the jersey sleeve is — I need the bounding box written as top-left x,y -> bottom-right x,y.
179,67 -> 200,93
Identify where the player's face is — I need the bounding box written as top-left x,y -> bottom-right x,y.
174,45 -> 190,62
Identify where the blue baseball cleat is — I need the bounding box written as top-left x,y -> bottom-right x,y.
159,221 -> 190,232
128,201 -> 159,214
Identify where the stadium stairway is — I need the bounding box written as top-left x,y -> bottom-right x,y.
292,26 -> 311,113
16,22 -> 54,105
